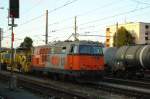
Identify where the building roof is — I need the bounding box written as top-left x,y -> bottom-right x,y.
106,22 -> 150,27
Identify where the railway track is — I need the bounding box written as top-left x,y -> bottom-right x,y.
0,71 -> 150,98
103,77 -> 150,89
0,71 -> 121,99
0,71 -> 96,99
86,77 -> 150,98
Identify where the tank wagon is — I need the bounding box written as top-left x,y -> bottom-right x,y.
103,47 -> 117,72
104,45 -> 150,77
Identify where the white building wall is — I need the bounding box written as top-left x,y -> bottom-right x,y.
106,22 -> 150,47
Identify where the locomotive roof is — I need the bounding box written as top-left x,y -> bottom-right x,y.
33,45 -> 50,48
33,40 -> 102,49
49,40 -> 102,46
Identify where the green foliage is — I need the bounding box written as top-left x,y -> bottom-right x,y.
19,37 -> 33,49
113,27 -> 135,47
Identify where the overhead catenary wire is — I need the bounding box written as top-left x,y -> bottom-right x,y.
78,5 -> 150,26
2,0 -> 150,46
48,5 -> 150,33
44,0 -> 124,29
19,0 -> 78,27
48,0 -> 122,26
77,0 -> 122,17
16,0 -> 126,34
21,4 -> 150,34
14,4 -> 150,40
130,0 -> 150,5
21,0 -> 43,18
1,1 -> 77,46
7,0 -> 78,37
18,0 -> 120,30
79,34 -> 113,37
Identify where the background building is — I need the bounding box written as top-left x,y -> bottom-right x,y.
105,22 -> 150,47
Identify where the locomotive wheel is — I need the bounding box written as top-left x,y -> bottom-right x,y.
53,74 -> 59,80
59,74 -> 66,81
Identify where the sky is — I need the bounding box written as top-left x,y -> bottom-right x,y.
0,0 -> 150,48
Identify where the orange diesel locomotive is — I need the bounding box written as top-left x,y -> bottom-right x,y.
32,40 -> 105,78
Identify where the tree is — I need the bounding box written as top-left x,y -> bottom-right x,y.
19,37 -> 33,49
113,27 -> 135,47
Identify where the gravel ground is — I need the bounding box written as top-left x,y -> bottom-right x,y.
0,81 -> 42,99
0,71 -> 137,99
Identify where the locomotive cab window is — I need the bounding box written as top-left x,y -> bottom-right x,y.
61,47 -> 66,54
70,45 -> 78,54
51,48 -> 54,54
79,45 -> 103,55
79,45 -> 90,54
92,46 -> 103,55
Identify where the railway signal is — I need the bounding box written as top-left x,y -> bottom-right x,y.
9,0 -> 19,18
8,0 -> 19,90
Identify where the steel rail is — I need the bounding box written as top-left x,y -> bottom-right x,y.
86,77 -> 150,98
0,71 -> 106,99
103,77 -> 150,89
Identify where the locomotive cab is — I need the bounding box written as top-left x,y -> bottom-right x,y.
66,43 -> 104,71
63,41 -> 105,78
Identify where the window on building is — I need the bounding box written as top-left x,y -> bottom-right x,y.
145,25 -> 149,29
106,39 -> 110,42
145,32 -> 148,35
106,44 -> 109,47
106,28 -> 110,31
145,37 -> 148,40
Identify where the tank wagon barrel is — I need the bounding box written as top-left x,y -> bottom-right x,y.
114,45 -> 150,69
104,45 -> 150,77
103,47 -> 118,69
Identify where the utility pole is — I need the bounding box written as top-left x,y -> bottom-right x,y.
45,10 -> 48,44
9,16 -> 17,90
74,16 -> 78,41
11,17 -> 14,74
116,22 -> 118,47
0,28 -> 2,48
0,8 -> 4,71
0,28 -> 2,71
